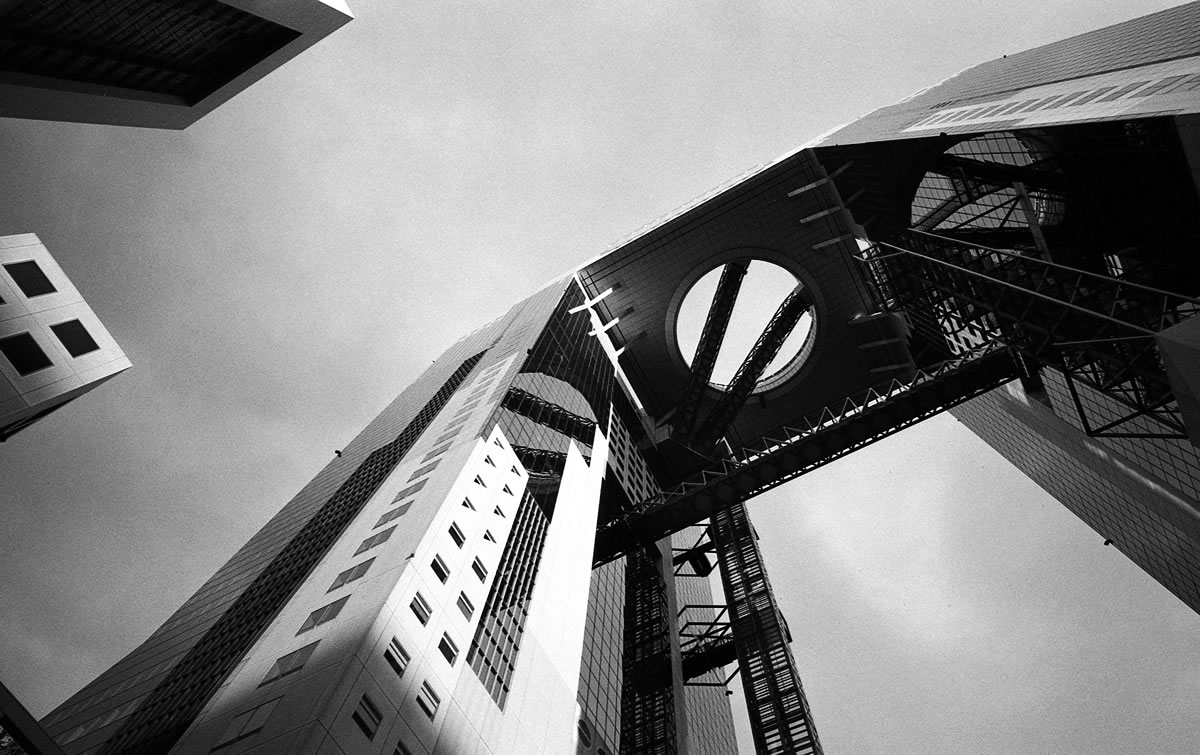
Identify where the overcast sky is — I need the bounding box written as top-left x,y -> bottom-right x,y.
1,2 -> 1198,753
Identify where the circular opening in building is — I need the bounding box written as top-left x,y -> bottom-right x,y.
675,259 -> 815,392
577,719 -> 594,747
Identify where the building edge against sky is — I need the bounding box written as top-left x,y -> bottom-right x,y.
0,0 -> 352,130
25,2 -> 1200,754
0,233 -> 130,443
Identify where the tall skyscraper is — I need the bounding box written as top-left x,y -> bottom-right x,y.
0,0 -> 352,129
37,3 -> 1200,754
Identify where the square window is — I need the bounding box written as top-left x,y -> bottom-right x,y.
297,596 -> 349,635
416,682 -> 440,720
260,641 -> 319,686
50,320 -> 100,357
438,633 -> 459,665
448,522 -> 465,548
471,557 -> 488,582
456,592 -> 474,619
384,637 -> 410,676
327,558 -> 374,592
410,592 -> 432,625
351,694 -> 383,740
430,554 -> 450,583
3,261 -> 56,297
0,332 -> 53,375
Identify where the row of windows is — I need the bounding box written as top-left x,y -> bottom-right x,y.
0,318 -> 101,376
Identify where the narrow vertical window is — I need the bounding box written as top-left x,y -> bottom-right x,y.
462,497 -> 476,510
351,694 -> 383,740
483,530 -> 496,543
473,475 -> 486,487
438,633 -> 459,665
471,557 -> 488,582
430,554 -> 450,583
448,522 -> 465,548
493,505 -> 506,519
416,682 -> 441,720
410,592 -> 432,625
456,592 -> 474,619
484,455 -> 495,466
384,637 -> 410,676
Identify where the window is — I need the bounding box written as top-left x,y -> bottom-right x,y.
297,596 -> 349,634
461,497 -> 476,511
374,503 -> 411,528
448,522 -> 465,548
327,558 -> 374,592
260,641 -> 318,686
456,592 -> 474,619
0,333 -> 52,375
484,455 -> 495,466
493,505 -> 506,519
354,526 -> 395,556
430,554 -> 450,583
438,633 -> 458,665
410,592 -> 432,625
471,557 -> 488,582
502,484 -> 513,495
351,694 -> 383,740
384,637 -> 410,676
483,530 -> 496,543
3,261 -> 56,297
511,465 -> 521,476
473,475 -> 486,487
211,697 -> 281,750
577,719 -> 594,747
395,742 -> 414,755
50,320 -> 100,357
408,461 -> 439,481
416,681 -> 440,720
421,443 -> 452,462
493,437 -> 504,448
392,480 -> 426,502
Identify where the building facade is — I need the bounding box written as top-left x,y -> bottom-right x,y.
38,3 -> 1200,754
0,0 -> 352,129
0,233 -> 130,442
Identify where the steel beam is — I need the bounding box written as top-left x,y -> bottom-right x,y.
674,260 -> 750,439
594,346 -> 1017,565
691,284 -> 813,450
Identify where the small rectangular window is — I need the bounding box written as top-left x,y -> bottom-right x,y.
483,530 -> 495,543
493,505 -> 505,519
384,637 -> 410,676
327,558 -> 374,592
484,455 -> 495,466
410,592 -> 432,625
0,332 -> 53,375
430,554 -> 450,583
422,443 -> 452,462
3,260 -> 56,297
408,461 -> 439,481
416,681 -> 441,720
448,522 -> 465,548
395,741 -> 414,755
502,484 -> 513,495
438,633 -> 458,665
392,480 -> 426,502
297,596 -> 349,635
462,497 -> 476,511
456,592 -> 474,619
50,320 -> 100,357
493,437 -> 504,448
434,430 -> 459,446
351,694 -> 383,740
212,697 -> 281,750
354,526 -> 395,556
374,503 -> 412,528
510,465 -> 521,476
260,641 -> 319,686
473,475 -> 486,487
471,557 -> 488,582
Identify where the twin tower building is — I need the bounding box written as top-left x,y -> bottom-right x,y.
23,2 -> 1200,754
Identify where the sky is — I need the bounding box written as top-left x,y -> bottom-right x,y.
1,1 -> 1199,753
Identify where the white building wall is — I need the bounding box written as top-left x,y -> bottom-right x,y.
0,233 -> 130,439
